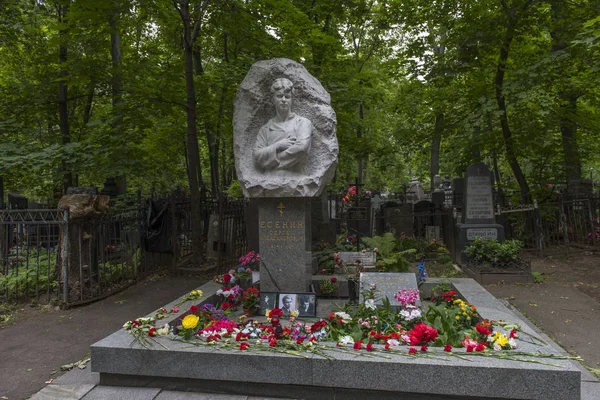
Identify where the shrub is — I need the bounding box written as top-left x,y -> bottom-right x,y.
463,238 -> 523,266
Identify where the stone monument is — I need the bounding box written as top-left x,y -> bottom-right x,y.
234,58 -> 338,292
457,162 -> 504,263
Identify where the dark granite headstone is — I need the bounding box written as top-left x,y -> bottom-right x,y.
452,178 -> 464,209
383,204 -> 414,236
8,193 -> 27,209
258,198 -> 312,292
414,200 -> 434,237
359,272 -> 420,308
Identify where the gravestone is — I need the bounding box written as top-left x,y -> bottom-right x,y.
258,198 -> 312,292
406,178 -> 424,204
452,178 -> 464,208
339,251 -> 376,271
359,272 -> 420,308
383,204 -> 414,236
233,58 -> 338,293
457,162 -> 504,263
414,200 -> 434,237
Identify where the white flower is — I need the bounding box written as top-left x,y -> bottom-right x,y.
493,342 -> 502,351
334,312 -> 352,323
242,328 -> 250,334
386,339 -> 399,347
508,338 -> 517,349
401,334 -> 410,344
487,334 -> 494,343
216,289 -> 223,296
365,299 -> 376,310
339,335 -> 354,345
250,332 -> 257,338
222,290 -> 231,297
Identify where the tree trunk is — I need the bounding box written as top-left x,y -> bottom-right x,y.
58,2 -> 72,194
357,102 -> 364,183
494,24 -> 532,204
110,0 -> 126,194
559,91 -> 581,188
430,112 -> 443,188
177,0 -> 205,265
550,2 -> 582,189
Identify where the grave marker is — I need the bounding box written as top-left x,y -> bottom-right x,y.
457,162 -> 504,263
359,272 -> 420,308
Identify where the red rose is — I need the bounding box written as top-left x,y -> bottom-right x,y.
475,343 -> 485,352
366,343 -> 374,352
223,273 -> 232,283
189,305 -> 199,313
384,343 -> 391,351
420,345 -> 428,352
240,342 -> 250,350
331,277 -> 337,283
329,312 -> 335,320
147,327 -> 157,337
509,329 -> 518,339
296,338 -> 305,344
466,345 -> 474,353
408,348 -> 418,354
221,302 -> 231,310
444,344 -> 452,352
269,338 -> 278,347
353,341 -> 363,350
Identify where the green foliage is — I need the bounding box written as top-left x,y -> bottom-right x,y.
0,249 -> 59,299
463,238 -> 523,266
425,304 -> 468,347
531,271 -> 546,284
362,233 -> 396,257
226,181 -> 244,200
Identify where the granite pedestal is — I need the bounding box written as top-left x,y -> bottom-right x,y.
91,278 -> 581,400
258,197 -> 312,292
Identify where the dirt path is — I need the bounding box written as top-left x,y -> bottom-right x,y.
0,273 -> 208,400
486,248 -> 600,371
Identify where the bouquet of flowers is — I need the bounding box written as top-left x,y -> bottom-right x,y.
241,287 -> 260,311
239,251 -> 260,267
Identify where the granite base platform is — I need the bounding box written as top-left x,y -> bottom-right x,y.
91,279 -> 581,400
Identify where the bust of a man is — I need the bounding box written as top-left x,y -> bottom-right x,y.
253,78 -> 312,176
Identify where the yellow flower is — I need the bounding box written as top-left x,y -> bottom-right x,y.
455,316 -> 460,320
182,314 -> 199,330
467,316 -> 471,321
496,334 -> 509,348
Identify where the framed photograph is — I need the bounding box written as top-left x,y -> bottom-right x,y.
259,292 -> 277,315
297,293 -> 317,317
278,293 -> 298,318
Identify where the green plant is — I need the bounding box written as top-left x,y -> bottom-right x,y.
463,238 -> 523,266
531,272 -> 546,284
319,277 -> 337,294
438,254 -> 452,265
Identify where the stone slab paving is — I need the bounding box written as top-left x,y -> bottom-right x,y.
82,386 -> 161,400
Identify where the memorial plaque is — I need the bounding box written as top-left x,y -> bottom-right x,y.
359,272 -> 420,308
348,207 -> 368,221
339,251 -> 376,265
466,227 -> 498,240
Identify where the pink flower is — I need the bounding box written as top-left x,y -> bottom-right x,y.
462,338 -> 478,348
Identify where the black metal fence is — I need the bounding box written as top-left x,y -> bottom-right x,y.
0,195 -> 248,306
